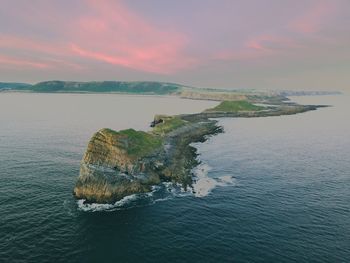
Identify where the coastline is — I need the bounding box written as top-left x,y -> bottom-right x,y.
73,97 -> 328,204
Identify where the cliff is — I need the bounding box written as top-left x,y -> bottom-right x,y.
74,100 -> 327,203
74,128 -> 164,202
74,118 -> 221,203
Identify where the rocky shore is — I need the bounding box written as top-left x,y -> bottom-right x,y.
74,99 -> 327,203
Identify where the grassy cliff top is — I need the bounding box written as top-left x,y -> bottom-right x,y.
206,100 -> 265,112
151,116 -> 187,136
102,128 -> 163,158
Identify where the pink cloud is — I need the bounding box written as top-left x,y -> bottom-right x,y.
69,0 -> 195,73
1,0 -> 347,82
247,41 -> 266,51
246,35 -> 302,51
0,34 -> 84,70
71,44 -> 131,68
213,35 -> 302,62
290,1 -> 338,34
0,34 -> 67,56
0,55 -> 49,69
213,49 -> 264,61
0,0 -> 195,74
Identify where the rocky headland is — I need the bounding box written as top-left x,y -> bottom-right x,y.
74,98 -> 327,203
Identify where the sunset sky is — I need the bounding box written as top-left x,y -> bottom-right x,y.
0,0 -> 349,91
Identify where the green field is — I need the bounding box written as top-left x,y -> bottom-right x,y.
151,116 -> 187,136
104,128 -> 163,158
206,100 -> 264,112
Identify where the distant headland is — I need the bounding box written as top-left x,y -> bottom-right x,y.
0,80 -> 335,203
0,80 -> 341,97
30,82 -> 327,204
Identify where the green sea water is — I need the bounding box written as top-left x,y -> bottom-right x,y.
0,93 -> 349,262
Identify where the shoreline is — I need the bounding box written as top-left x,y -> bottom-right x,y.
73,98 -> 328,203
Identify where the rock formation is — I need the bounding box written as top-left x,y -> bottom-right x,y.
74,100 -> 326,203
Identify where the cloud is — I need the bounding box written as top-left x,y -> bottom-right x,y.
69,0 -> 196,73
247,36 -> 300,51
0,0 -> 195,74
0,0 -> 349,90
290,1 -> 338,34
0,34 -> 66,56
0,55 -> 49,69
212,35 -> 302,63
0,34 -> 83,70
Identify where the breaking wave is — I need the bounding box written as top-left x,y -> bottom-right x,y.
191,163 -> 236,197
77,194 -> 140,212
77,163 -> 236,212
76,183 -> 191,212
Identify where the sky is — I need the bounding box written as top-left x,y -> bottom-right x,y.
0,0 -> 349,91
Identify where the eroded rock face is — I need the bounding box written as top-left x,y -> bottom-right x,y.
73,100 -> 325,204
73,121 -> 222,203
74,128 -> 161,203
82,129 -> 141,174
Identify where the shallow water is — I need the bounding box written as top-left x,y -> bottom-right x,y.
0,93 -> 349,262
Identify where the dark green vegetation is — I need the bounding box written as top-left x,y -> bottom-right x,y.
75,95 -> 327,203
31,81 -> 181,94
74,119 -> 222,203
28,81 -> 326,203
0,82 -> 32,90
1,80 -> 340,100
0,80 -> 289,104
151,116 -> 187,136
206,100 -> 265,112
106,128 -> 163,158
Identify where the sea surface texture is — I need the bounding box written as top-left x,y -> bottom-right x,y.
0,93 -> 349,263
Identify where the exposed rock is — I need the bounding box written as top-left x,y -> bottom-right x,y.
74,100 -> 327,203
74,128 -> 164,203
74,120 -> 222,203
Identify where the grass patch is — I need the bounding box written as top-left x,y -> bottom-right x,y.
152,116 -> 187,136
103,128 -> 163,158
206,100 -> 264,112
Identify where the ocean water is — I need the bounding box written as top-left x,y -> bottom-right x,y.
0,93 -> 349,262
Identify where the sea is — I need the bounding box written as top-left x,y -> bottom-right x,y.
0,92 -> 349,263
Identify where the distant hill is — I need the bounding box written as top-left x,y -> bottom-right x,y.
0,82 -> 32,90
31,81 -> 182,95
0,80 -> 341,99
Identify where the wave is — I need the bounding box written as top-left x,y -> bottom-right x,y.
191,163 -> 236,197
77,162 -> 236,212
77,193 -> 148,212
76,184 -> 178,212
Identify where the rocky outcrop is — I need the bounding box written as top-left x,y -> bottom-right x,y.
74,100 -> 327,204
74,128 -> 164,203
74,121 -> 222,203
181,104 -> 327,122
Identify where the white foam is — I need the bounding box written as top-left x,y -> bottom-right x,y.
217,175 -> 236,185
157,182 -> 188,197
77,163 -> 236,212
77,199 -> 115,212
191,163 -> 236,197
77,193 -> 139,212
